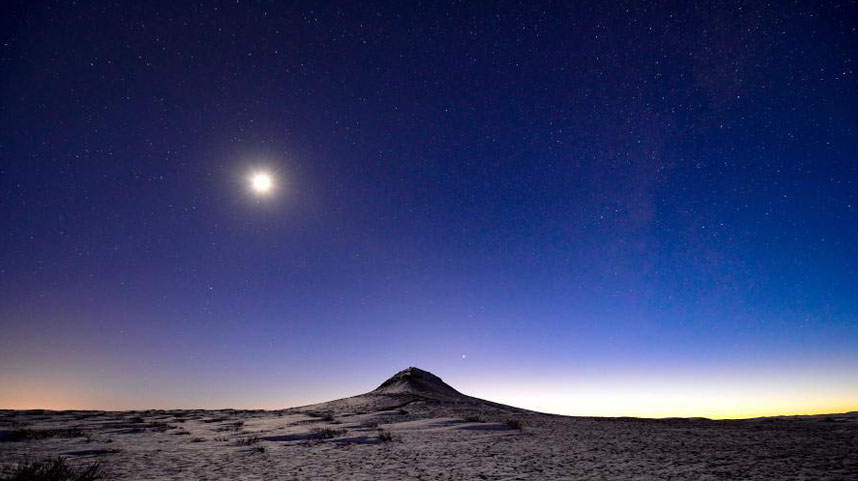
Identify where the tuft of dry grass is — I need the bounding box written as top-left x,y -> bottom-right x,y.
377,429 -> 393,442
215,421 -> 244,432
201,417 -> 229,424
506,419 -> 523,431
305,411 -> 335,422
312,427 -> 346,439
2,457 -> 106,481
234,436 -> 260,446
6,428 -> 87,442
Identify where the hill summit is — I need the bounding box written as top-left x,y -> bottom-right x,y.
371,367 -> 464,398
291,366 -> 526,415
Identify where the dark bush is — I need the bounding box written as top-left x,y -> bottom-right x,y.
214,421 -> 244,432
234,436 -> 260,446
201,417 -> 228,424
305,411 -> 334,422
312,428 -> 346,439
7,428 -> 87,441
3,457 -> 106,481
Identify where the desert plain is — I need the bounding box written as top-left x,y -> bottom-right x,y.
1,368 -> 856,480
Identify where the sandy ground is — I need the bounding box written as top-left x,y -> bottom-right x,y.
1,406 -> 856,480
1,369 -> 856,480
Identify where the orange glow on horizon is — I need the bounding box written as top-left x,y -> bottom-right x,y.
2,368 -> 856,419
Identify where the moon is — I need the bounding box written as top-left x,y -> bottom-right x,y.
250,172 -> 273,194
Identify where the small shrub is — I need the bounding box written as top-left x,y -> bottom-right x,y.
251,445 -> 265,453
147,423 -> 171,432
201,417 -> 228,424
189,437 -> 206,443
305,411 -> 334,421
234,436 -> 260,446
3,457 -> 106,481
215,421 -> 244,432
127,416 -> 145,424
377,429 -> 393,442
463,416 -> 484,423
312,428 -> 346,439
506,419 -> 523,431
9,428 -> 87,441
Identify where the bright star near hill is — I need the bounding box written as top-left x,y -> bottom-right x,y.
250,172 -> 273,194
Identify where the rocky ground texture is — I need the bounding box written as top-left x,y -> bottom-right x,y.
1,368 -> 856,480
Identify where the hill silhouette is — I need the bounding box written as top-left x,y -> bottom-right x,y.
291,367 -> 524,415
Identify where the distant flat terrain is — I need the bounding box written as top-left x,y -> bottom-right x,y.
2,369 -> 856,480
3,408 -> 857,480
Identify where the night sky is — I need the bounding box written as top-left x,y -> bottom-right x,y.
2,1 -> 857,418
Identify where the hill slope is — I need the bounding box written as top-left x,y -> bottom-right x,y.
290,367 -> 524,415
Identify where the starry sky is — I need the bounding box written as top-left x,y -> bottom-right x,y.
1,1 -> 857,418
